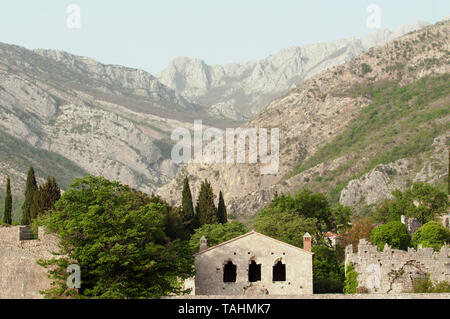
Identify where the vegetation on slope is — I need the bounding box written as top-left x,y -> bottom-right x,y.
286,74 -> 450,204
0,129 -> 88,190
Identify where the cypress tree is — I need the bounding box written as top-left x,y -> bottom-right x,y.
21,166 -> 37,225
195,179 -> 217,226
31,176 -> 61,219
217,191 -> 227,224
2,176 -> 12,225
181,176 -> 197,232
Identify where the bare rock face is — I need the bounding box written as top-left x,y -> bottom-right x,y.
413,133 -> 450,184
339,160 -> 410,207
33,49 -> 195,110
157,22 -> 429,120
340,131 -> 450,207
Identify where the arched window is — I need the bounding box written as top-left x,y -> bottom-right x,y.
248,260 -> 261,282
223,260 -> 237,282
273,260 -> 286,282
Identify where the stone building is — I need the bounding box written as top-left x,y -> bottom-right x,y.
194,231 -> 314,296
345,239 -> 450,294
0,226 -> 58,299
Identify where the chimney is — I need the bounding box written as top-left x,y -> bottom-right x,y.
199,236 -> 208,252
303,232 -> 311,252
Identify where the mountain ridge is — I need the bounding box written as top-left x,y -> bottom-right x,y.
157,21 -> 430,121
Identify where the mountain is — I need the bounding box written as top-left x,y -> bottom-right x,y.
0,43 -> 207,220
157,21 -> 430,121
157,19 -> 449,222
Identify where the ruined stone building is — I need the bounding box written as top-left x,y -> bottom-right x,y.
194,231 -> 314,296
0,226 -> 58,299
345,239 -> 450,294
345,214 -> 450,294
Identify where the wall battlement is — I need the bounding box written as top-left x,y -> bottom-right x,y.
345,239 -> 450,294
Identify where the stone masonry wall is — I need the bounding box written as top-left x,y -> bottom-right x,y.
345,239 -> 450,294
194,232 -> 313,296
0,226 -> 59,299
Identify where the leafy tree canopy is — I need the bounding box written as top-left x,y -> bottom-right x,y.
189,220 -> 248,253
195,179 -> 217,226
31,176 -> 61,219
374,182 -> 448,224
2,176 -> 12,225
370,221 -> 411,251
21,166 -> 37,225
253,190 -> 351,247
38,176 -> 194,299
412,221 -> 450,251
181,176 -> 196,232
312,246 -> 345,293
217,191 -> 228,224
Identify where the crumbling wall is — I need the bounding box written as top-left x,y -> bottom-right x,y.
345,239 -> 450,293
0,226 -> 59,299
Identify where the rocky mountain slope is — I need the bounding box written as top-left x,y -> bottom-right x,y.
0,43 -> 205,219
157,22 -> 429,121
157,19 -> 450,222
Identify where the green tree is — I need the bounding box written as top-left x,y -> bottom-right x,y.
164,206 -> 191,241
312,246 -> 345,293
195,180 -> 217,226
31,176 -> 61,219
343,263 -> 358,294
38,176 -> 195,299
2,176 -> 12,225
254,207 -> 319,248
331,204 -> 351,232
412,222 -> 450,251
189,221 -> 248,253
217,191 -> 227,224
374,183 -> 448,224
370,221 -> 411,251
21,166 -> 37,225
253,190 -> 345,247
181,176 -> 197,232
361,63 -> 373,75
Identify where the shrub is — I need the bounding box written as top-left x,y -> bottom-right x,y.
343,264 -> 358,294
412,222 -> 450,251
361,63 -> 373,75
412,275 -> 450,293
370,221 -> 411,251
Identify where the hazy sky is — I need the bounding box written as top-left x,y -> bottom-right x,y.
0,1 -> 448,73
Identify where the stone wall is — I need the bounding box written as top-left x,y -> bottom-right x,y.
345,239 -> 450,294
0,226 -> 59,299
